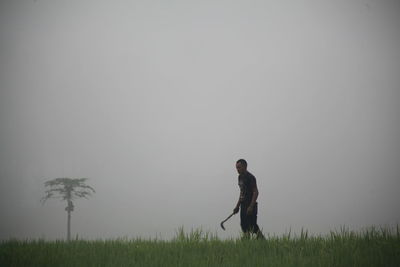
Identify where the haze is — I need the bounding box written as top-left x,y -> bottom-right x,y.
1,0 -> 399,240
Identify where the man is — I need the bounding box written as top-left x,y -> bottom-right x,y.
233,159 -> 265,239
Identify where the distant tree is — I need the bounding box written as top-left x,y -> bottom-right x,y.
41,178 -> 95,241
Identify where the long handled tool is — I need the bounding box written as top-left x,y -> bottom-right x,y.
220,212 -> 235,230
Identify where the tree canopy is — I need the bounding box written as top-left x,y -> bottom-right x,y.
41,177 -> 95,204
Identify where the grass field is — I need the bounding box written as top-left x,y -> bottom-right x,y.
1,226 -> 399,267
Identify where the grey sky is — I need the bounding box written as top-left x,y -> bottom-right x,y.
1,0 -> 399,240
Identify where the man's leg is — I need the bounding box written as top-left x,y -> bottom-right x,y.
249,203 -> 265,239
240,205 -> 250,235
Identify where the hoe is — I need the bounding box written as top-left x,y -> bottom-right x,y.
220,212 -> 235,230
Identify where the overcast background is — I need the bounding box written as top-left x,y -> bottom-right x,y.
1,0 -> 399,240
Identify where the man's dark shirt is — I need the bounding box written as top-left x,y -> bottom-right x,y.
238,171 -> 257,206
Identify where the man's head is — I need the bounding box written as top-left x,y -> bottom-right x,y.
236,159 -> 248,175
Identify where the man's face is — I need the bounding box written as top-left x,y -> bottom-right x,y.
236,162 -> 246,175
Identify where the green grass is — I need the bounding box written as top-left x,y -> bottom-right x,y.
1,226 -> 399,267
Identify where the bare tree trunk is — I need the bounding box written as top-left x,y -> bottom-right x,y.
67,210 -> 71,241
66,199 -> 73,242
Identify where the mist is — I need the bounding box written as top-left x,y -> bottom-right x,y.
1,0 -> 399,240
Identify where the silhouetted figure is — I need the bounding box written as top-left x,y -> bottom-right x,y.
233,159 -> 265,239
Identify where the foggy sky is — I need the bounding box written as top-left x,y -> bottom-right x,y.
1,0 -> 399,240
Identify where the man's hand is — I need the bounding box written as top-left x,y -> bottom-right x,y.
246,205 -> 254,215
233,206 -> 239,214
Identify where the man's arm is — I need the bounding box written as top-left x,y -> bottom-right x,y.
247,183 -> 259,215
233,194 -> 241,214
249,186 -> 259,207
